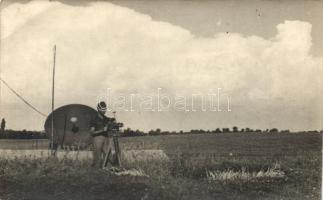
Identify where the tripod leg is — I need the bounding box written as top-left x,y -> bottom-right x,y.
103,148 -> 112,168
113,135 -> 121,167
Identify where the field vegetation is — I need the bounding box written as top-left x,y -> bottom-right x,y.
0,132 -> 321,200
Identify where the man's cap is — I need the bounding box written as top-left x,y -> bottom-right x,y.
97,101 -> 107,111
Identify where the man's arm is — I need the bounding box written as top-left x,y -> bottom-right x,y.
90,126 -> 107,135
89,117 -> 108,136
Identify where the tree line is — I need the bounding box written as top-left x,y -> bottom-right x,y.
1,117 -> 321,139
0,129 -> 47,139
121,127 -> 322,137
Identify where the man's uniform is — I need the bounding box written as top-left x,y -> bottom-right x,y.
90,113 -> 113,168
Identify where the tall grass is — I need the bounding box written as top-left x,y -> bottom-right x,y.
206,163 -> 285,182
0,149 -> 169,163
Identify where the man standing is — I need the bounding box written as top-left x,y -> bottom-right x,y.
90,101 -> 112,168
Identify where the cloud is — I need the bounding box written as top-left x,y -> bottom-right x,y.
1,1 -> 322,131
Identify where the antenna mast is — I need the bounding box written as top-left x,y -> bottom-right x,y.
51,45 -> 56,155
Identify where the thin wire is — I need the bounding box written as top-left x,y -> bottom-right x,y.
0,77 -> 47,117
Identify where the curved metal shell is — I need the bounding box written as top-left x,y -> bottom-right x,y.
44,104 -> 97,147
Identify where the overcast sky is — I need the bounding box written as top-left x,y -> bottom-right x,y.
0,0 -> 322,131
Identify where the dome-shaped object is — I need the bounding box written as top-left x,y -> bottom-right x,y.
44,104 -> 97,148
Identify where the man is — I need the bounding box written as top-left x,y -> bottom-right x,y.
90,101 -> 113,168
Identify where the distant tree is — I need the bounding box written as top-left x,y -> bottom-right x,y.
147,129 -> 159,135
269,128 -> 278,133
240,128 -> 245,132
199,129 -> 205,134
245,128 -> 250,132
222,128 -> 230,133
148,129 -> 155,136
123,128 -> 132,136
122,128 -> 146,137
232,126 -> 238,132
190,129 -> 203,134
280,129 -> 290,133
255,129 -> 262,133
1,118 -> 5,134
135,129 -> 143,136
212,128 -> 221,133
306,130 -> 318,134
162,131 -> 170,135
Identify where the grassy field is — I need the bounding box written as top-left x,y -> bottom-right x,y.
0,132 -> 321,200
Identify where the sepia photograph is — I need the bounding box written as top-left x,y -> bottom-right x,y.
0,0 -> 322,199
